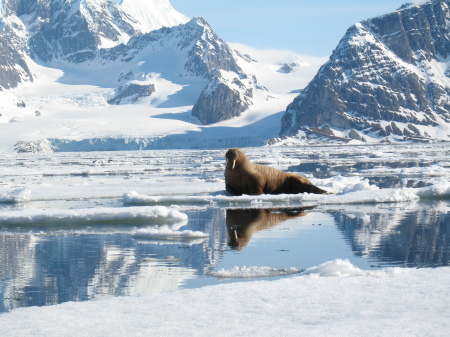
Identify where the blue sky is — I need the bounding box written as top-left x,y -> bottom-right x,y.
170,1 -> 413,57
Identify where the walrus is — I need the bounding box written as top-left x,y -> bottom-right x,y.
224,148 -> 329,195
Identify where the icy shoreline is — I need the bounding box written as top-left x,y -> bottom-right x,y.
0,259 -> 449,336
12,136 -> 450,153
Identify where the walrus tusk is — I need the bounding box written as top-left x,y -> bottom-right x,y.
232,160 -> 236,169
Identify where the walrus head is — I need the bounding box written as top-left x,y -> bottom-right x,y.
225,148 -> 246,169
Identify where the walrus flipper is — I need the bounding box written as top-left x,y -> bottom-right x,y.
308,185 -> 331,195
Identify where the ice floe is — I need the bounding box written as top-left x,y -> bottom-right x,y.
302,259 -> 366,277
122,190 -> 323,207
208,266 -> 303,279
123,180 -> 450,209
0,188 -> 31,203
132,227 -> 208,240
0,206 -> 187,225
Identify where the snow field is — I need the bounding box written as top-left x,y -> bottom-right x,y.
0,259 -> 449,336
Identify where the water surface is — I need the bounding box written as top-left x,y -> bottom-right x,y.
1,143 -> 449,313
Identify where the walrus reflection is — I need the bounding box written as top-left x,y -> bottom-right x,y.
225,148 -> 330,196
226,208 -> 312,250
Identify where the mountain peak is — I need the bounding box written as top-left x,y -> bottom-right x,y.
115,0 -> 189,34
1,0 -> 190,62
397,1 -> 429,10
281,0 -> 450,143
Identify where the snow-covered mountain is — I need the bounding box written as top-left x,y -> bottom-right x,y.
10,0 -> 189,62
0,0 -> 256,104
280,0 -> 450,143
0,0 -> 186,87
1,0 -> 289,152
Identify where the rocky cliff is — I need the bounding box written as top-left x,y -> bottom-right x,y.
192,71 -> 253,124
281,0 -> 450,142
0,14 -> 33,89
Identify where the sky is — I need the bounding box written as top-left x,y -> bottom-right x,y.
170,0 -> 414,57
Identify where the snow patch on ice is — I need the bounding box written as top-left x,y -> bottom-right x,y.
209,266 -> 303,279
123,190 -> 323,207
325,188 -> 420,204
208,259 -> 409,280
302,259 -> 365,277
132,227 -> 208,240
0,188 -> 31,203
302,259 -> 409,279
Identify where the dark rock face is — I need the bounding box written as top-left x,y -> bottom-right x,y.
102,16 -> 256,122
281,0 -> 450,141
278,63 -> 295,74
277,61 -> 300,74
183,17 -> 243,79
14,0 -> 139,63
107,83 -> 156,105
0,0 -> 139,87
192,72 -> 254,124
0,16 -> 33,89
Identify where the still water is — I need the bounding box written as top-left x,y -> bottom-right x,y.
1,200 -> 449,313
1,144 -> 450,313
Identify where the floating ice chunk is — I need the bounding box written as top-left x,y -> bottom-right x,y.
322,188 -> 419,204
415,181 -> 450,198
133,228 -> 208,240
123,191 -> 215,205
0,206 -> 188,225
315,175 -> 378,194
142,256 -> 181,262
399,164 -> 448,177
135,238 -> 206,245
123,191 -> 323,207
339,179 -> 379,194
252,157 -> 301,166
301,259 -> 409,279
302,259 -> 365,277
0,188 -> 31,203
209,266 -> 303,279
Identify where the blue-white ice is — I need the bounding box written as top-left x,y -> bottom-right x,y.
1,143 -> 450,335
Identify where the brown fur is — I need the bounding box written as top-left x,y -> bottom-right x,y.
224,148 -> 329,195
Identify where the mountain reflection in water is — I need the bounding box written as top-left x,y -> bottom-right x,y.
331,201 -> 450,268
1,201 -> 449,313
